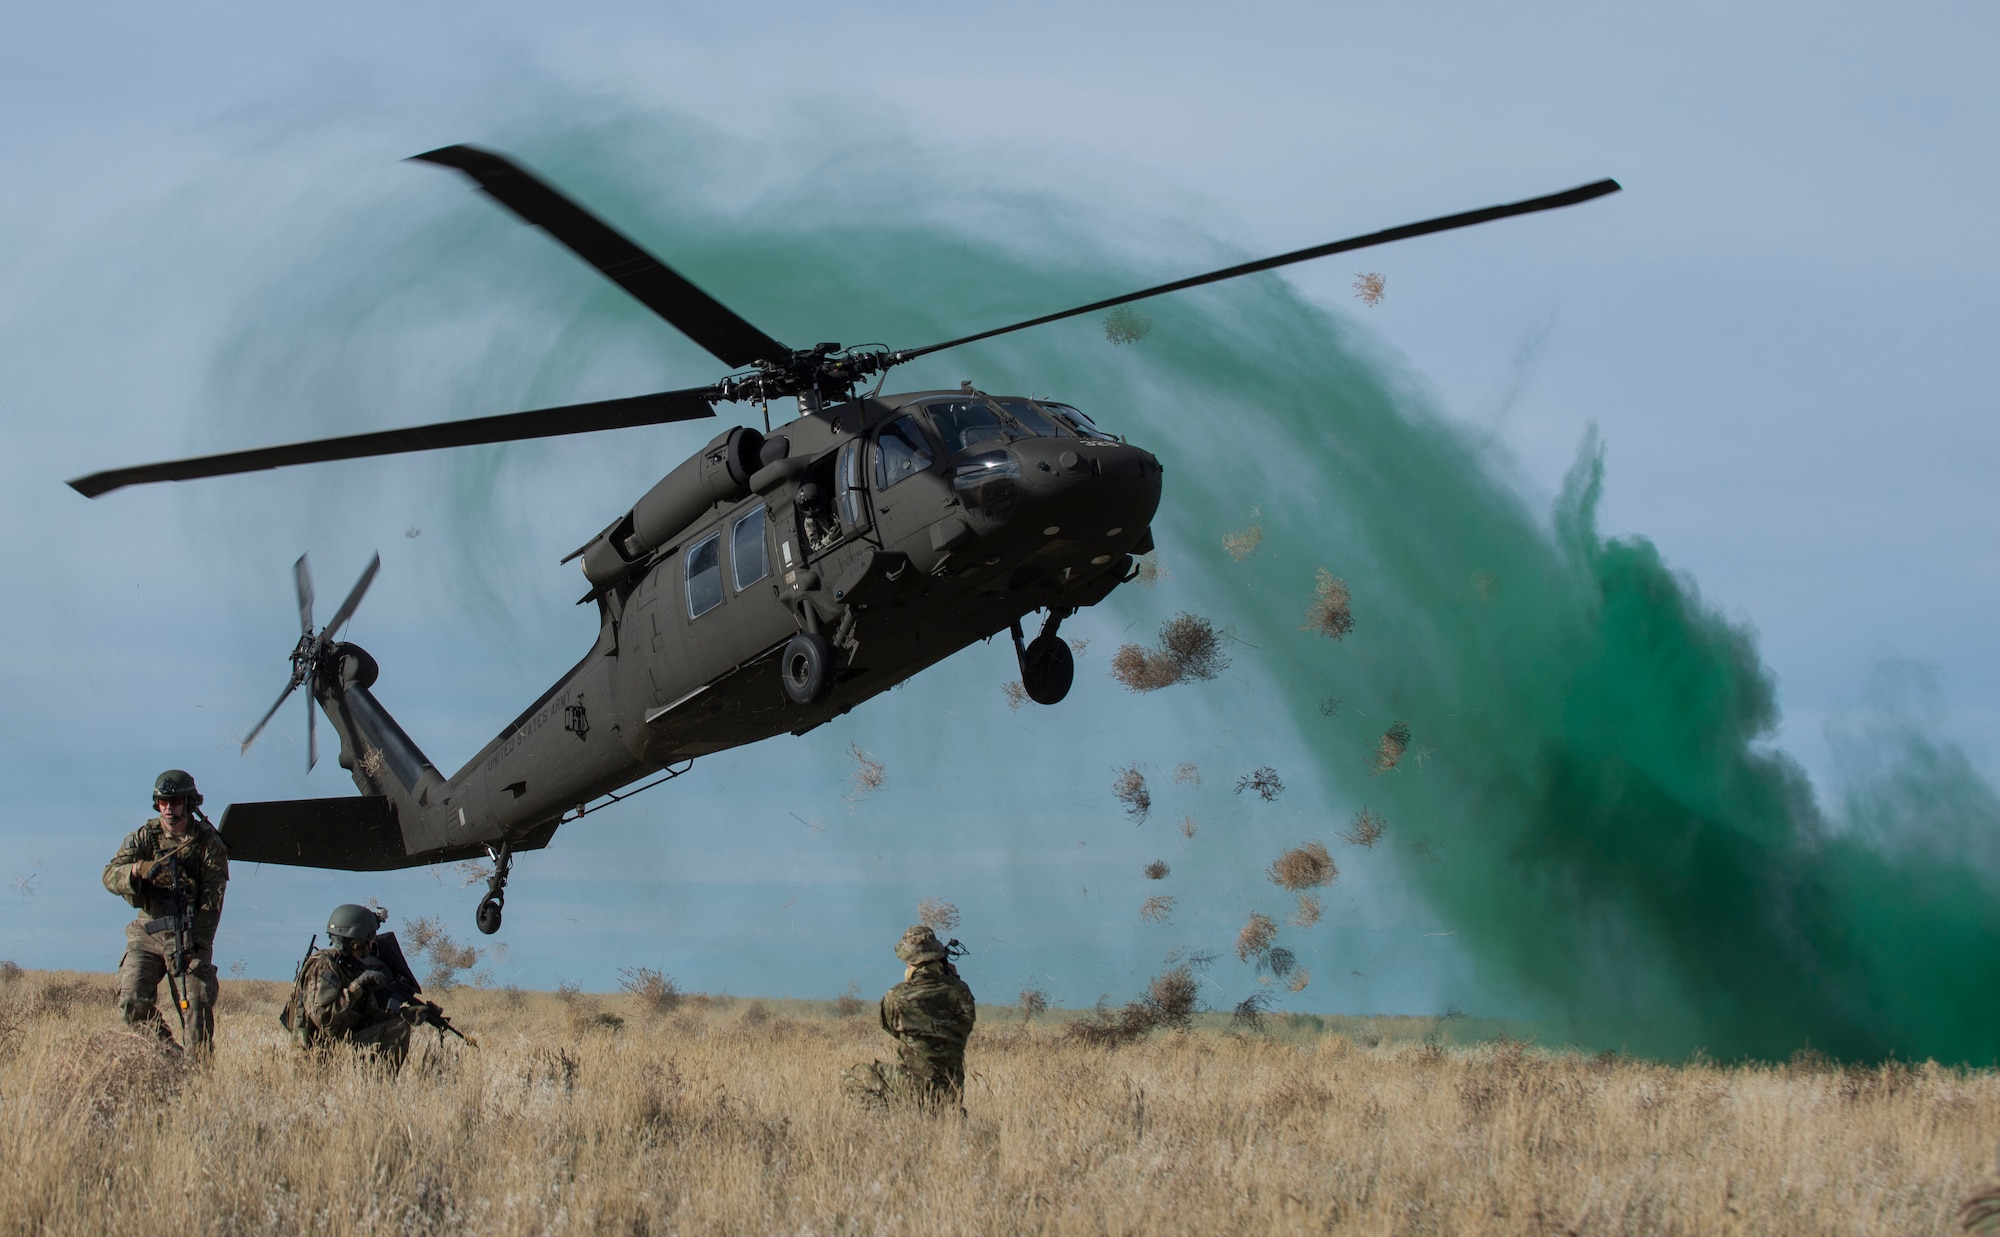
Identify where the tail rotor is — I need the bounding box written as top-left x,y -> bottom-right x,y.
240,552 -> 381,771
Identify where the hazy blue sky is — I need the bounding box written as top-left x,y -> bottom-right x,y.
2,2 -> 1995,1047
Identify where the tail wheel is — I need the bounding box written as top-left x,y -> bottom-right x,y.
781,632 -> 835,704
1021,633 -> 1074,705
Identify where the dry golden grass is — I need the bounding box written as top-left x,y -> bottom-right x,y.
1110,613 -> 1231,693
1342,807 -> 1388,848
1222,522 -> 1263,561
1237,911 -> 1279,962
1354,270 -> 1387,306
1138,894 -> 1175,924
1102,305 -> 1151,345
1269,841 -> 1337,891
1304,568 -> 1356,640
846,742 -> 886,801
1288,893 -> 1325,928
2,968 -> 1994,1234
1372,721 -> 1412,774
1111,764 -> 1151,822
1236,765 -> 1285,801
916,898 -> 961,934
1142,860 -> 1170,881
1131,550 -> 1166,588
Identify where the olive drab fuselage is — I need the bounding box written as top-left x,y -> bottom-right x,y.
221,389 -> 1160,885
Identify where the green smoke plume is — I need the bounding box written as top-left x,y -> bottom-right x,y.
200,102 -> 1999,1061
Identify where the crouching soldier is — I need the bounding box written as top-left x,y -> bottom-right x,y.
289,903 -> 414,1070
842,925 -> 977,1112
102,770 -> 229,1055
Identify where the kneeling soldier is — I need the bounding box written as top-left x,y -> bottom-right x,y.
842,925 -> 977,1111
102,769 -> 229,1055
293,903 -> 414,1070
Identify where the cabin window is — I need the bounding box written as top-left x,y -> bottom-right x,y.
731,505 -> 770,591
685,533 -> 723,619
874,415 -> 936,490
836,438 -> 869,536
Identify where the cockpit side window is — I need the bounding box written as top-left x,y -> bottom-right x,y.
873,415 -> 936,490
924,399 -> 1020,455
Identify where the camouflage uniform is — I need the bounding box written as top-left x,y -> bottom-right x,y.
294,946 -> 413,1070
102,815 -> 228,1050
843,926 -> 977,1111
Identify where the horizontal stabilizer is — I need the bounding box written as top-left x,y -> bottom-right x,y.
220,797 -> 411,871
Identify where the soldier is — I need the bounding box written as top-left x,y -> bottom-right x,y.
102,769 -> 229,1054
842,925 -> 977,1111
287,903 -> 415,1070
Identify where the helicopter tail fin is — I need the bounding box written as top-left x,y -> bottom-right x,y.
218,796 -> 559,870
219,796 -> 417,870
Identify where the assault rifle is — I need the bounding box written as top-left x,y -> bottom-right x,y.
365,932 -> 478,1048
139,848 -> 196,1043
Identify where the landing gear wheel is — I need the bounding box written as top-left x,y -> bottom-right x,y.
781,632 -> 835,704
1021,633 -> 1074,705
475,841 -> 512,935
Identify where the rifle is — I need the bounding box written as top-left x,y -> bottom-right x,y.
278,935 -> 317,1037
140,848 -> 195,1043
365,931 -> 478,1048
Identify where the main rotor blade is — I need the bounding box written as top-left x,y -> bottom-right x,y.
896,179 -> 1622,362
306,691 -> 318,773
324,552 -> 381,639
241,677 -> 299,755
68,388 -> 717,498
293,553 -> 315,636
412,144 -> 791,370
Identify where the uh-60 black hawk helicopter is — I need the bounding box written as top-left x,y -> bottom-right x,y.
71,145 -> 1618,934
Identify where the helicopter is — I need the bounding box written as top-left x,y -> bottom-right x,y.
69,145 -> 1619,934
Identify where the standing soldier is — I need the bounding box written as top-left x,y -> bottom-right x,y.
842,925 -> 977,1111
287,903 -> 414,1070
102,770 -> 229,1055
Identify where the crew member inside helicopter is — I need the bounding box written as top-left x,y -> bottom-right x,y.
797,481 -> 837,555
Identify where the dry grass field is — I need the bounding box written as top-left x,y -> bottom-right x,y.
1,966 -> 1994,1235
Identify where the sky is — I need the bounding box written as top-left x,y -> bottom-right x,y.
1,2 -> 1996,1059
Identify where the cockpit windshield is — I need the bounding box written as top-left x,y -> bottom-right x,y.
1035,401 -> 1109,439
921,395 -> 1105,456
923,399 -> 1020,454
994,400 -> 1062,437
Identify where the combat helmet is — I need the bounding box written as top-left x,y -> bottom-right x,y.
152,769 -> 202,807
895,925 -> 948,964
326,903 -> 385,943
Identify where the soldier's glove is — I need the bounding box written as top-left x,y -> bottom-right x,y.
139,857 -> 180,888
347,971 -> 389,999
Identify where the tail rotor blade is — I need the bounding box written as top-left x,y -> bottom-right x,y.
325,553 -> 380,639
306,690 -> 318,773
294,553 -> 315,635
241,678 -> 298,755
